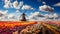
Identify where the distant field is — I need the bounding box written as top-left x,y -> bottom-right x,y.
0,21 -> 37,28
46,21 -> 60,27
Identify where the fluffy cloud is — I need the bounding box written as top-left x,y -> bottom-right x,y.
48,14 -> 54,18
0,10 -> 59,21
8,14 -> 15,19
44,14 -> 53,18
4,0 -> 9,4
44,13 -> 58,19
53,13 -> 58,18
44,14 -> 53,19
44,14 -> 49,18
4,0 -> 34,11
42,2 -> 46,4
4,0 -> 12,8
0,10 -> 8,21
29,12 -> 39,19
28,12 -> 46,21
29,12 -> 44,19
13,1 -> 23,9
4,0 -> 23,9
16,10 -> 20,12
0,10 -> 8,17
22,5 -> 33,10
53,2 -> 60,6
13,0 -> 18,9
17,1 -> 23,9
29,12 -> 59,21
39,5 -> 54,12
0,10 -> 22,21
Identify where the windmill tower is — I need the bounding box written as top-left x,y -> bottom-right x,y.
20,12 -> 27,21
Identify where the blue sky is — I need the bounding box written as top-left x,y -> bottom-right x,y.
0,0 -> 60,20
0,0 -> 60,21
0,0 -> 60,15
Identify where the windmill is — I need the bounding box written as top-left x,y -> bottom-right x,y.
20,12 -> 27,21
19,10 -> 27,21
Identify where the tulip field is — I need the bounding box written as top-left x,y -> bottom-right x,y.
0,21 -> 60,34
0,21 -> 37,34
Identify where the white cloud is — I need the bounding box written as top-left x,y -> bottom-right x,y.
53,2 -> 60,6
4,0 -> 23,9
39,5 -> 54,12
3,10 -> 8,15
0,10 -> 8,17
44,13 -> 58,19
15,1 -> 23,9
4,4 -> 9,8
42,2 -> 46,4
44,14 -> 49,18
0,10 -> 8,21
16,10 -> 20,13
28,12 -> 46,21
53,13 -> 58,18
0,10 -> 22,21
22,5 -> 33,10
31,8 -> 34,10
0,10 -> 59,21
44,14 -> 54,19
13,0 -> 18,9
4,0 -> 12,8
29,17 -> 46,21
4,0 -> 33,10
4,0 -> 9,4
29,12 -> 59,21
49,13 -> 58,19
29,12 -> 39,19
19,1 -> 23,6
8,14 -> 15,19
49,14 -> 54,18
